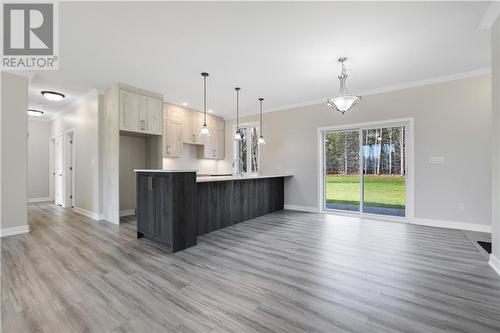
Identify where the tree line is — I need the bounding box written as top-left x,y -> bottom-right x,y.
325,127 -> 406,176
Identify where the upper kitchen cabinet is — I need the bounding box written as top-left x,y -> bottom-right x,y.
118,84 -> 163,136
187,112 -> 203,144
199,116 -> 225,160
163,103 -> 225,160
163,104 -> 185,158
143,96 -> 163,135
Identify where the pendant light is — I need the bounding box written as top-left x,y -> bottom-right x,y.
258,98 -> 266,145
234,87 -> 242,141
200,72 -> 210,136
327,57 -> 361,114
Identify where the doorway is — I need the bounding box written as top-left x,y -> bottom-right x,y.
319,119 -> 413,220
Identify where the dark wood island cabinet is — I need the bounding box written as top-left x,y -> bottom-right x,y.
135,170 -> 291,252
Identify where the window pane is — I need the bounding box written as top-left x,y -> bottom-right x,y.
251,127 -> 258,173
324,130 -> 360,212
239,128 -> 247,173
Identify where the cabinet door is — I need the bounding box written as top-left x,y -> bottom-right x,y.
217,128 -> 225,160
190,112 -> 203,144
143,96 -> 163,135
164,120 -> 182,157
137,175 -> 155,236
154,175 -> 172,242
120,90 -> 141,132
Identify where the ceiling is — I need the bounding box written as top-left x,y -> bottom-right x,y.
26,1 -> 495,119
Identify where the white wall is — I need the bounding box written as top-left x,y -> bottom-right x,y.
119,135 -> 146,212
0,72 -> 29,234
491,16 -> 500,270
28,119 -> 51,201
222,75 -> 492,228
51,90 -> 100,216
163,144 -> 220,174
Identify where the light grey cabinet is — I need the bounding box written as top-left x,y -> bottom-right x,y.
200,117 -> 225,160
119,88 -> 163,135
164,119 -> 183,157
163,103 -> 225,160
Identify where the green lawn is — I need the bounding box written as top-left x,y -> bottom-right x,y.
326,175 -> 405,209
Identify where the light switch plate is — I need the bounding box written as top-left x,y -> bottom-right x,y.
429,156 -> 445,164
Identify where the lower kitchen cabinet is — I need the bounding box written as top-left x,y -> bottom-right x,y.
136,171 -> 196,252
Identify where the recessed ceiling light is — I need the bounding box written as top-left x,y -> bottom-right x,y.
41,90 -> 65,101
182,102 -> 188,106
28,109 -> 44,117
208,109 -> 213,113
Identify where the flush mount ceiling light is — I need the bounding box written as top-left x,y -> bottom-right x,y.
234,87 -> 242,141
258,98 -> 266,145
327,57 -> 361,114
200,72 -> 210,136
28,109 -> 44,117
41,90 -> 65,101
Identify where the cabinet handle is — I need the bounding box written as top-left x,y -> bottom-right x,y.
147,177 -> 153,191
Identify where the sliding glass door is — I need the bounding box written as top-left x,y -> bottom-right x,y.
323,123 -> 408,218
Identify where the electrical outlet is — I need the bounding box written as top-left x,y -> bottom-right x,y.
458,203 -> 465,211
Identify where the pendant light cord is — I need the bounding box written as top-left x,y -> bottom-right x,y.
259,98 -> 264,136
201,72 -> 209,126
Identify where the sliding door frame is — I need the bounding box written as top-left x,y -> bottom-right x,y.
318,118 -> 414,223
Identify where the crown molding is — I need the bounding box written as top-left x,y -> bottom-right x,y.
228,67 -> 491,120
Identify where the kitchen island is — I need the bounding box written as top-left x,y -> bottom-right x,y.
134,170 -> 292,252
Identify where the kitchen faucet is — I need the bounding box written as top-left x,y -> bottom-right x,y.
232,158 -> 243,177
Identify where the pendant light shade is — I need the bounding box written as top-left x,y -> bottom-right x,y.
258,98 -> 266,145
234,87 -> 242,141
200,72 -> 210,136
327,57 -> 360,114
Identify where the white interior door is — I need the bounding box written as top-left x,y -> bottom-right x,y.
54,135 -> 63,206
64,132 -> 74,208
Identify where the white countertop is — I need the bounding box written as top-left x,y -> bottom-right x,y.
134,169 -> 198,173
196,174 -> 292,183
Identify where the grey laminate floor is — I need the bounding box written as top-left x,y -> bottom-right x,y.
2,203 -> 500,333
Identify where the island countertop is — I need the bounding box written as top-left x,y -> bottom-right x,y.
134,169 -> 198,173
196,174 -> 292,183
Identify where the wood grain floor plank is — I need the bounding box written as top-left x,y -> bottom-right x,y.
1,203 -> 500,333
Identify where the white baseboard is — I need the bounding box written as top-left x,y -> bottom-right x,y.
489,254 -> 500,276
73,207 -> 100,221
412,218 -> 491,233
28,197 -> 51,203
284,204 -> 320,213
0,225 -> 30,237
120,209 -> 136,217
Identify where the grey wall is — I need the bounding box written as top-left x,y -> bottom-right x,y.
222,75 -> 492,227
119,135 -> 146,212
1,72 -> 28,231
28,119 -> 51,200
491,17 -> 500,260
51,90 -> 100,215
